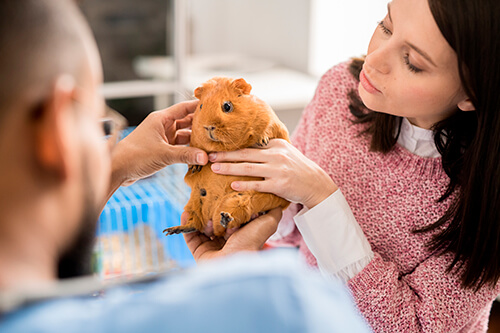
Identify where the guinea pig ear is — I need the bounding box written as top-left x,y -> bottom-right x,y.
232,78 -> 252,95
194,86 -> 204,99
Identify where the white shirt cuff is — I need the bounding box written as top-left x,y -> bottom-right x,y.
294,190 -> 374,282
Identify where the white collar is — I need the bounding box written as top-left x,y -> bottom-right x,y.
397,118 -> 440,158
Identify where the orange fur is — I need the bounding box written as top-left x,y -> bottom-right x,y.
164,77 -> 290,237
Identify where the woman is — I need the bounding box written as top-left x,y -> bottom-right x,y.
183,0 -> 500,331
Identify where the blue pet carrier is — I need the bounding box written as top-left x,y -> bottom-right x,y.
95,161 -> 194,279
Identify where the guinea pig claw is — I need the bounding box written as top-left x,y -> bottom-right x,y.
255,137 -> 270,147
163,226 -> 196,236
189,165 -> 202,174
220,212 -> 234,228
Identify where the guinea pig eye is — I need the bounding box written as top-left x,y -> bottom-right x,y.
199,104 -> 203,110
222,101 -> 233,113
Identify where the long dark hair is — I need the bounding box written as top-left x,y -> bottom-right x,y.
349,0 -> 500,290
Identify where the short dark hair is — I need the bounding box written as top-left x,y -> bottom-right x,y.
0,0 -> 86,118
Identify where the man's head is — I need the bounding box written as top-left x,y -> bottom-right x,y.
0,0 -> 109,287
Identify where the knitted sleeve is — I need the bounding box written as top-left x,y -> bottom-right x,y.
348,252 -> 499,332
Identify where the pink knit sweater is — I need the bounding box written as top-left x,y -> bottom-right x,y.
280,62 -> 500,332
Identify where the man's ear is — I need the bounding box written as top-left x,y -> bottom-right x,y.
457,98 -> 475,112
33,75 -> 77,181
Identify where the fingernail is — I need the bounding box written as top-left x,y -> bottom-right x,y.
196,153 -> 204,164
232,182 -> 240,190
209,153 -> 217,162
211,163 -> 220,171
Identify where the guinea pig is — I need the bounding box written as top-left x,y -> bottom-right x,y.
163,77 -> 290,237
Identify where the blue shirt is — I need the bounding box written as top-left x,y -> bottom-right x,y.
0,250 -> 370,332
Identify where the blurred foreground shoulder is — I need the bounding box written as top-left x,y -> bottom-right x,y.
0,250 -> 370,333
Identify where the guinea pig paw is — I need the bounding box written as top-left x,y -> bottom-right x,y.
220,212 -> 234,228
255,137 -> 270,147
189,165 -> 203,174
163,226 -> 197,236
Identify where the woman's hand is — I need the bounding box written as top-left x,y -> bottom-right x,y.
109,100 -> 208,192
183,208 -> 282,262
209,139 -> 338,209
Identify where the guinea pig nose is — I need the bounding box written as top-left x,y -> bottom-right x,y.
204,126 -> 216,131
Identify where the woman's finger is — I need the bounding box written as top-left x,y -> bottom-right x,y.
208,148 -> 271,164
208,139 -> 290,163
211,161 -> 273,178
230,180 -> 274,194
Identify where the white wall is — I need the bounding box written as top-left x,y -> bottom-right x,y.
308,0 -> 387,76
189,0 -> 311,72
189,0 -> 388,76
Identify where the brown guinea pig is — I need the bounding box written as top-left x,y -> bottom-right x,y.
163,77 -> 290,237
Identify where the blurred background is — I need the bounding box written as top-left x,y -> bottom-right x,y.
78,0 -> 387,132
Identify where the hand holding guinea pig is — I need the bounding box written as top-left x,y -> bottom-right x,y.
163,77 -> 290,237
208,138 -> 338,210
